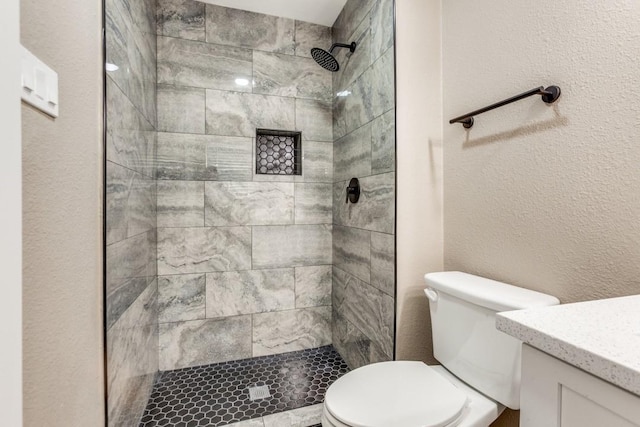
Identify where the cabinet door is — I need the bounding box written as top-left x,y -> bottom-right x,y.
521,345 -> 640,427
561,386 -> 636,427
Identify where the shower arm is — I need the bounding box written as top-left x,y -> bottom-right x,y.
329,42 -> 357,54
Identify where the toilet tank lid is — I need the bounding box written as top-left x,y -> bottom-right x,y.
424,271 -> 560,312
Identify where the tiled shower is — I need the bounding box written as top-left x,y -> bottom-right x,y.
105,0 -> 395,425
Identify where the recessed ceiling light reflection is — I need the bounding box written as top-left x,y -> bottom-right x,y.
106,63 -> 119,72
235,78 -> 250,86
336,90 -> 351,97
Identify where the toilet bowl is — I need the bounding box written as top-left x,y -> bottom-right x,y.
322,362 -> 504,427
321,272 -> 559,427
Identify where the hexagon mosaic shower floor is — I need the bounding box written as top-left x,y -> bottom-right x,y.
139,346 -> 349,426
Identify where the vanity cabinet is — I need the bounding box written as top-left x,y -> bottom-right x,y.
520,345 -> 640,427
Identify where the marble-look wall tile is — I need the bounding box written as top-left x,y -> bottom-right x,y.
333,123 -> 372,183
253,51 -> 332,102
107,278 -> 149,332
106,230 -> 157,329
262,404 -> 323,427
158,36 -> 252,91
333,173 -> 395,233
109,0 -> 156,64
333,0 -> 375,42
252,225 -> 332,269
333,267 -> 394,357
107,280 -> 158,426
294,183 -> 332,225
370,47 -> 395,119
157,227 -> 251,275
370,232 -> 394,296
156,0 -> 205,41
205,136 -> 254,181
206,4 -> 295,54
333,225 -> 371,283
295,99 -> 333,142
157,181 -> 204,227
333,48 -> 394,139
295,266 -> 332,308
159,316 -> 252,370
371,108 -> 395,174
295,21 -> 331,59
332,77 -> 367,140
253,307 -> 332,357
157,133 -> 252,181
106,0 -> 155,68
104,164 -> 140,243
205,90 -> 295,138
106,78 -> 156,177
332,309 -> 371,369
333,13 -> 371,93
157,85 -> 205,134
333,71 -> 374,139
206,269 -> 295,317
302,142 -> 333,183
369,340 -> 393,364
106,0 -> 157,125
106,161 -> 156,245
331,0 -> 396,371
205,182 -> 294,226
158,274 -> 206,323
371,0 -> 394,61
333,311 -> 391,369
157,132 -> 207,180
106,231 -> 157,291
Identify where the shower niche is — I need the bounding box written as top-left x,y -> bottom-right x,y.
256,129 -> 302,176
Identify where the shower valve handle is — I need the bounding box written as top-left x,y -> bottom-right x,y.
345,178 -> 360,204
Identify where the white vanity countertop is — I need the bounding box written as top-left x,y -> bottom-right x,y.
496,294 -> 640,396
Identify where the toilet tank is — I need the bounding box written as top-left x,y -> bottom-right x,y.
424,272 -> 559,410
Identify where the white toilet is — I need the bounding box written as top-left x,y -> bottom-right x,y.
322,271 -> 560,427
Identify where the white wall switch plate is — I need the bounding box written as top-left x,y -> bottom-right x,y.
21,46 -> 59,118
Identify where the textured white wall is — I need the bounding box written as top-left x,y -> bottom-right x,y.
443,0 -> 640,304
21,0 -> 105,424
396,0 -> 443,363
0,0 -> 23,424
443,1 -> 640,425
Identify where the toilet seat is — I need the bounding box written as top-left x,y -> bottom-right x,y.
324,361 -> 469,427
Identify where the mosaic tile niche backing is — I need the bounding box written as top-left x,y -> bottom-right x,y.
256,129 -> 302,176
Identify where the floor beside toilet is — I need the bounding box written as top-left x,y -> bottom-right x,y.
139,345 -> 348,427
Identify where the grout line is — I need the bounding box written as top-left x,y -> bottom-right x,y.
293,266 -> 298,309
201,180 -> 206,227
203,272 -> 207,320
250,225 -> 253,271
203,2 -> 208,43
250,311 -> 254,358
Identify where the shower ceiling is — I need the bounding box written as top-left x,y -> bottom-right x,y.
198,0 -> 347,26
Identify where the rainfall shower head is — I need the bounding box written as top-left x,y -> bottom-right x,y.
311,42 -> 357,72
